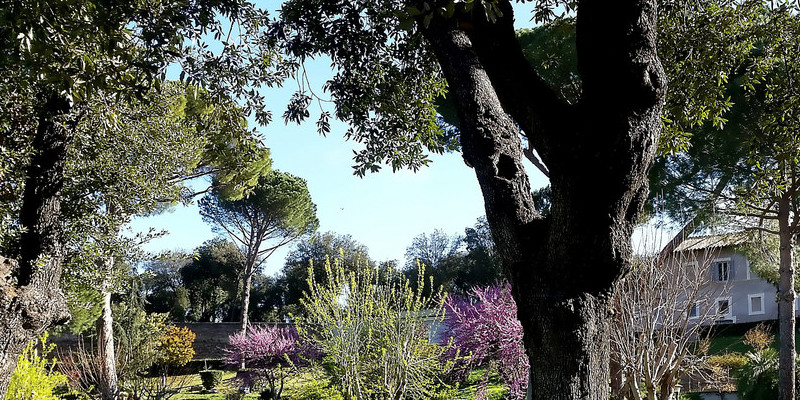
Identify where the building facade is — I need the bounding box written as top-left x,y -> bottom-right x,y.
673,234 -> 780,325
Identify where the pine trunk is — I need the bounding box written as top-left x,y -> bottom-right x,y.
240,271 -> 253,333
778,193 -> 796,400
0,95 -> 74,396
420,0 -> 664,397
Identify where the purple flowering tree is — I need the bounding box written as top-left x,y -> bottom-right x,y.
444,282 -> 529,399
224,325 -> 314,399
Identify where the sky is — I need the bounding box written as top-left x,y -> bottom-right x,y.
129,104 -> 550,275
128,2 -> 553,276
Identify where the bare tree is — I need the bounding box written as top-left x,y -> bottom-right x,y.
611,244 -> 726,400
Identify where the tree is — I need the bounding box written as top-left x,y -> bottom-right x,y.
247,274 -> 285,322
404,220 -> 503,295
442,217 -> 504,293
200,170 -> 319,332
403,228 -> 461,294
729,9 -> 800,396
443,282 -> 528,400
274,0 -> 667,396
225,325 -> 312,399
181,239 -> 245,322
0,0 -> 283,394
141,252 -> 192,322
278,232 -> 372,311
404,229 -> 461,271
647,4 -> 800,397
609,247 -> 725,400
52,81 -> 270,399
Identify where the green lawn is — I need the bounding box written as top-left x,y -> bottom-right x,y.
707,334 -> 750,355
146,366 -> 507,400
707,326 -> 800,356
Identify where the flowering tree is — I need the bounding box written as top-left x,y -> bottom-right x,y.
225,325 -> 312,399
444,282 -> 528,399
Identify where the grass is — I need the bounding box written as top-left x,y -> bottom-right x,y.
707,325 -> 800,356
139,371 -> 261,400
136,366 -> 508,400
439,368 -> 508,400
707,334 -> 750,355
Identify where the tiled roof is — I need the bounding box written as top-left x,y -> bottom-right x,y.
673,233 -> 748,252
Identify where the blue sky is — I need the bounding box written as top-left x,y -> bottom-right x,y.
128,2 -> 552,276
130,111 -> 549,275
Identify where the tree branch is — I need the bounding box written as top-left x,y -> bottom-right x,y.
419,15 -> 546,287
464,0 -> 572,168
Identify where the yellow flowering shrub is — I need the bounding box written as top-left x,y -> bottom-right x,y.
6,333 -> 67,400
157,325 -> 196,367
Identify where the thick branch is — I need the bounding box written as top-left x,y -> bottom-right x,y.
464,0 -> 572,168
18,95 -> 74,284
577,0 -> 665,115
420,17 -> 543,280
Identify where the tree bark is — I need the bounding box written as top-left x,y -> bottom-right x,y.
240,270 -> 254,333
777,191 -> 796,400
0,94 -> 74,396
420,1 -> 664,397
240,239 -> 260,334
97,257 -> 119,400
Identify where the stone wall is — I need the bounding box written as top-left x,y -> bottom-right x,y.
51,322 -> 292,361
175,322 -> 290,359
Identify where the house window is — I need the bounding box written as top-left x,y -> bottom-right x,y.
689,302 -> 700,319
716,297 -> 732,319
749,294 -> 765,315
714,260 -> 730,282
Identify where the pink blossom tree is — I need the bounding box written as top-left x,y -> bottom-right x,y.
224,325 -> 314,399
444,282 -> 529,399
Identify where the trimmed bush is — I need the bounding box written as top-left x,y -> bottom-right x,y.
707,353 -> 747,370
199,370 -> 224,391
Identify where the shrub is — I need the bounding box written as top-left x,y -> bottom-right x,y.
6,332 -> 68,400
199,370 -> 224,391
443,282 -> 528,399
112,301 -> 168,381
736,348 -> 779,400
734,324 -> 781,400
708,353 -> 747,370
297,256 -> 448,400
157,325 -> 196,367
743,323 -> 772,352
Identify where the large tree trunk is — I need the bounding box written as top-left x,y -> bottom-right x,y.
420,1 -> 664,397
0,95 -> 74,396
777,192 -> 796,400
